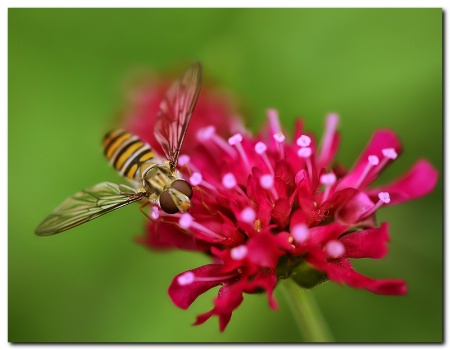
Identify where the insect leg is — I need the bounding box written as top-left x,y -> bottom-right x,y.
139,201 -> 154,221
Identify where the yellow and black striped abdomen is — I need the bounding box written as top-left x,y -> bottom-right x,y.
103,130 -> 155,180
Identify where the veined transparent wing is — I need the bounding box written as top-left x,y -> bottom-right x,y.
35,182 -> 146,236
154,62 -> 202,168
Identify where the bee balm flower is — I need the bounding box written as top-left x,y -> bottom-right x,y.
127,77 -> 438,332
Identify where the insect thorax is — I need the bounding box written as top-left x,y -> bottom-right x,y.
141,163 -> 178,199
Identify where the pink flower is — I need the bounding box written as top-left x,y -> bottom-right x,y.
125,77 -> 438,331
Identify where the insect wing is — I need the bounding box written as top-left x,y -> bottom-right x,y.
154,62 -> 202,168
35,182 -> 146,236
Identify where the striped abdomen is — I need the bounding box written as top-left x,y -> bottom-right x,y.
103,130 -> 155,180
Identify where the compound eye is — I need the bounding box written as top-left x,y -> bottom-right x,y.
159,191 -> 179,214
172,179 -> 193,199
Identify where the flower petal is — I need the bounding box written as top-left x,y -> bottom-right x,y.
367,159 -> 439,205
308,254 -> 407,295
336,191 -> 376,226
137,221 -> 209,252
339,223 -> 390,259
168,264 -> 233,309
194,280 -> 245,332
272,198 -> 292,229
243,270 -> 278,309
246,232 -> 286,269
327,259 -> 407,295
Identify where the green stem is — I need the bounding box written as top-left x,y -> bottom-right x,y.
281,278 -> 334,342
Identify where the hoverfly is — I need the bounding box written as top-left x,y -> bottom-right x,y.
35,62 -> 202,236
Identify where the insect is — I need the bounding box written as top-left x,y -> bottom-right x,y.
35,62 -> 202,236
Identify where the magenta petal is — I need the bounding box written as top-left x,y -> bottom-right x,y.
246,232 -> 285,269
194,280 -> 245,332
193,309 -> 215,327
213,282 -> 245,331
275,160 -> 296,196
325,258 -> 407,295
247,232 -> 283,268
340,223 -> 390,259
141,221 -> 209,251
168,264 -> 228,309
336,191 -> 376,226
243,271 -> 278,309
247,174 -> 273,227
307,222 -> 349,245
367,159 -> 439,205
272,198 -> 292,229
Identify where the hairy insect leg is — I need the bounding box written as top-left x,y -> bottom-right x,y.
139,201 -> 154,221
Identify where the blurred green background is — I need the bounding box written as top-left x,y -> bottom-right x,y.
9,8 -> 442,342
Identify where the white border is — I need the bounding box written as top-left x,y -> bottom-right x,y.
2,2 -> 445,348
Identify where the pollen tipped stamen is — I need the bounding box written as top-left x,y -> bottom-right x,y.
359,192 -> 391,221
151,206 -> 160,220
324,240 -> 345,259
273,132 -> 286,159
230,245 -> 248,260
189,172 -> 203,186
297,147 -> 313,181
354,155 -> 380,189
228,133 -> 252,174
178,213 -> 224,240
177,271 -> 239,286
374,148 -> 398,175
267,109 -> 282,136
318,113 -> 339,163
178,154 -> 202,174
240,207 -> 256,224
197,125 -> 236,158
320,172 -> 336,203
259,174 -> 279,200
254,141 -> 274,176
178,154 -> 190,167
297,134 -> 312,148
222,173 -> 248,199
292,224 -> 309,244
189,171 -> 218,194
177,271 -> 195,286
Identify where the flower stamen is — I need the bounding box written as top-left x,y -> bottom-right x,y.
267,109 -> 282,136
151,206 -> 160,220
324,240 -> 345,259
273,132 -> 286,159
189,172 -> 220,195
177,271 -> 239,286
178,213 -> 224,240
318,113 -> 339,163
228,133 -> 252,174
254,141 -> 274,176
178,154 -> 190,167
222,173 -> 248,199
240,207 -> 256,224
197,125 -> 236,158
320,172 -> 336,203
292,224 -> 309,244
177,271 -> 195,286
358,192 -> 391,221
374,147 -> 398,174
354,155 -> 380,189
189,172 -> 202,186
230,245 -> 248,260
259,174 -> 279,200
297,147 -> 313,181
296,134 -> 312,148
